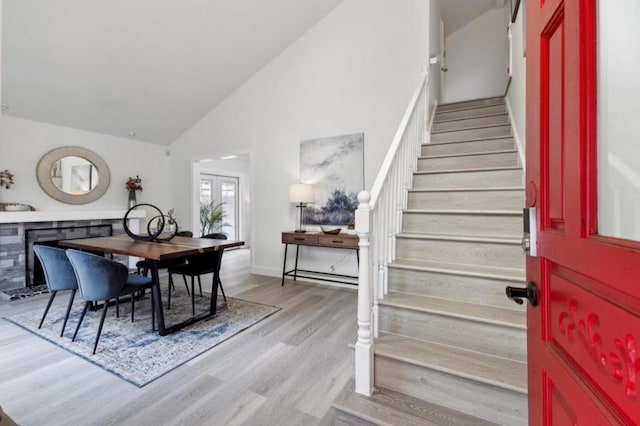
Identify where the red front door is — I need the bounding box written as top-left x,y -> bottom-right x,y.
527,0 -> 640,423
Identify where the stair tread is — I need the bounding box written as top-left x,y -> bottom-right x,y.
396,232 -> 521,245
425,135 -> 513,145
434,112 -> 508,124
333,379 -> 496,426
438,97 -> 504,108
376,332 -> 528,393
404,209 -> 522,215
431,123 -> 512,135
414,166 -> 521,175
409,187 -> 524,193
420,149 -> 518,160
380,291 -> 526,329
389,258 -> 525,281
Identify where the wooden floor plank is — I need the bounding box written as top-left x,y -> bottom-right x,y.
0,249 -> 356,425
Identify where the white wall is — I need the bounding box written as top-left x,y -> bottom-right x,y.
443,7 -> 510,104
0,115 -> 171,212
428,0 -> 443,125
506,4 -> 527,166
170,0 -> 429,278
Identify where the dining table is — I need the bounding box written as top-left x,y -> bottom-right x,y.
59,234 -> 244,336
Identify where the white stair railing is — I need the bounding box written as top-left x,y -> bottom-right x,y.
355,76 -> 428,396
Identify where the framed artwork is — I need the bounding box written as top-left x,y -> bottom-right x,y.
300,133 -> 364,226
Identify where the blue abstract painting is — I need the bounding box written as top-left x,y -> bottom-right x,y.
300,133 -> 364,226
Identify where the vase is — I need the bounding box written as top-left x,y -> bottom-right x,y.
128,190 -> 137,209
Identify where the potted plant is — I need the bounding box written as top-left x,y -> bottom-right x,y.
199,201 -> 227,237
125,175 -> 143,208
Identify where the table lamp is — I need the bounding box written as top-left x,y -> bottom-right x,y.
289,183 -> 314,233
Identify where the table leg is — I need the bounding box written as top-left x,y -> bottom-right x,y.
150,261 -> 167,336
209,249 -> 223,315
293,245 -> 300,282
281,243 -> 289,286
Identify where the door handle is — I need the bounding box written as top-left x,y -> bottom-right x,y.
505,281 -> 538,307
441,67 -> 448,72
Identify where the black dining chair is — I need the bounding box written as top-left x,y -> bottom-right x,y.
136,230 -> 194,278
167,233 -> 228,315
33,245 -> 78,337
66,249 -> 155,354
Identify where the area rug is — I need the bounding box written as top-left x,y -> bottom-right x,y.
5,290 -> 280,387
0,285 -> 49,301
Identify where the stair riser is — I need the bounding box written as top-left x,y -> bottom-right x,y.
408,190 -> 524,210
435,104 -> 507,122
413,169 -> 522,189
388,267 -> 525,310
422,138 -> 515,156
431,125 -> 512,144
437,97 -> 505,112
378,306 -> 527,361
418,151 -> 519,172
402,212 -> 522,237
432,114 -> 510,133
396,237 -> 525,269
374,356 -> 527,426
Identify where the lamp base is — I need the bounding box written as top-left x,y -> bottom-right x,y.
294,229 -> 307,233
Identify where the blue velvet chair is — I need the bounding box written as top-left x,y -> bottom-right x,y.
33,245 -> 78,337
167,233 -> 227,315
66,249 -> 155,354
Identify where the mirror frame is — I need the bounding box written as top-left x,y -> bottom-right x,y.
36,146 -> 110,204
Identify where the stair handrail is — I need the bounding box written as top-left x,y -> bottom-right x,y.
355,75 -> 428,396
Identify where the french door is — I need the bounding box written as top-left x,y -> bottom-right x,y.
199,174 -> 239,240
527,0 -> 640,423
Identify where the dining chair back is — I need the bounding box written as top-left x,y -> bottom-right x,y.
167,233 -> 228,315
33,245 -> 78,337
66,249 -> 154,354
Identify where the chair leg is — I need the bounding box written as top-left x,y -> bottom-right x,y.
191,276 -> 196,316
38,291 -> 57,329
168,273 -> 173,310
218,278 -> 227,303
116,297 -> 120,318
151,289 -> 155,332
183,276 -> 190,296
131,292 -> 135,322
60,289 -> 77,337
197,276 -> 203,297
93,302 -> 109,355
72,301 -> 91,342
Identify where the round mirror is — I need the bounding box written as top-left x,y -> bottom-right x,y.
37,146 -> 110,204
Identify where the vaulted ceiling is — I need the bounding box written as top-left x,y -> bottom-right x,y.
1,0 -> 499,146
1,0 -> 344,145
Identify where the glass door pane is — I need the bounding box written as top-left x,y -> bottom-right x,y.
597,0 -> 640,240
220,179 -> 238,241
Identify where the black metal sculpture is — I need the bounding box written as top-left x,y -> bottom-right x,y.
123,203 -> 178,242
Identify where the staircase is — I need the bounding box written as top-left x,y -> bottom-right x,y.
333,97 -> 528,425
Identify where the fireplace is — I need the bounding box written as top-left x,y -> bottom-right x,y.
26,224 -> 113,286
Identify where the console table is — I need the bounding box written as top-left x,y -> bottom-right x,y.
281,231 -> 359,286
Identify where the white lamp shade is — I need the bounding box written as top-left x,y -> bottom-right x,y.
289,183 -> 314,203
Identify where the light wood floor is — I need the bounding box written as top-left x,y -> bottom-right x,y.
0,249 -> 357,425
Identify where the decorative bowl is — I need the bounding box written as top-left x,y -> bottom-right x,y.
4,204 -> 29,212
320,227 -> 341,235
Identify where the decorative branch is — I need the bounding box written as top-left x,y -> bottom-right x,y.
0,169 -> 15,189
125,175 -> 143,192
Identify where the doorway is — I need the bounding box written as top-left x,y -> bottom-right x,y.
199,174 -> 239,240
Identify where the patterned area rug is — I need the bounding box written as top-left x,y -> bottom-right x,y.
0,285 -> 49,301
5,290 -> 280,387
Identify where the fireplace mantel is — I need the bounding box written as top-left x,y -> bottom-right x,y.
0,209 -> 145,224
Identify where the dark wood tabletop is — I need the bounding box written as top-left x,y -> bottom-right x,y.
59,235 -> 244,260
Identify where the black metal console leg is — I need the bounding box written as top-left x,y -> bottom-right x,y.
281,243 -> 289,286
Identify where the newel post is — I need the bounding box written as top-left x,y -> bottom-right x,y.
354,190 -> 373,395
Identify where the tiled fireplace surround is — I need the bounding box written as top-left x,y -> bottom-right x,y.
0,210 -> 144,291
